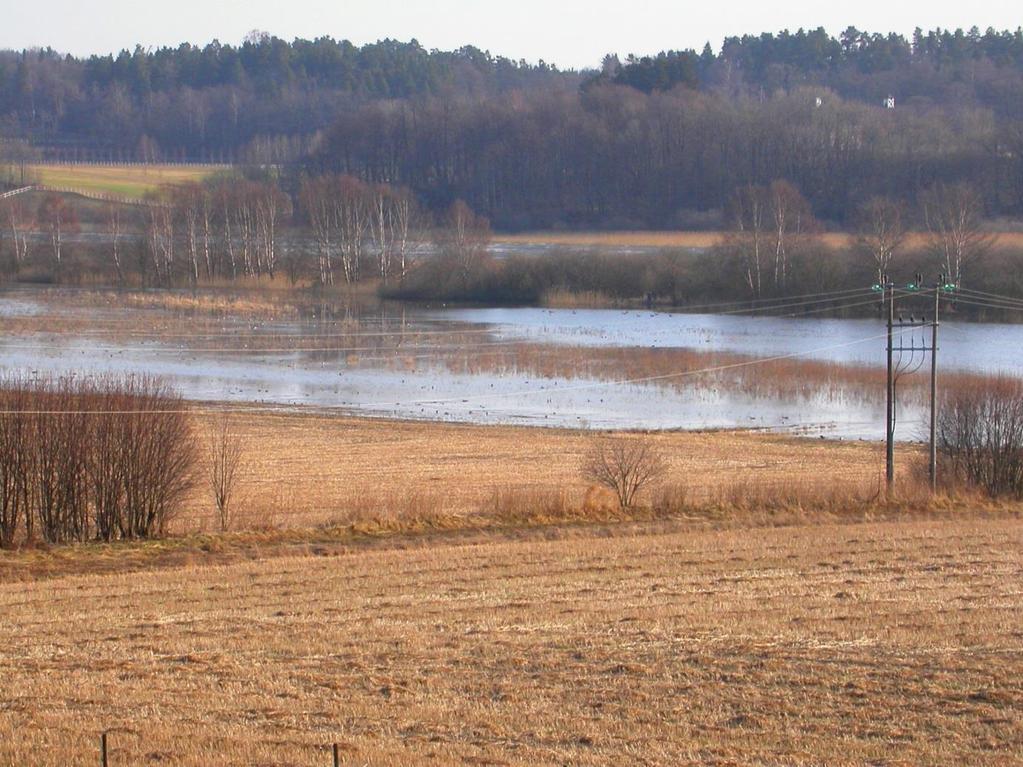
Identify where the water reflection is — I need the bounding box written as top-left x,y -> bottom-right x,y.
2,290 -> 1014,440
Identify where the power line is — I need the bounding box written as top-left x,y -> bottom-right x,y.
0,286 -> 879,336
0,291 -> 882,349
942,296 -> 1023,313
693,290 -> 878,317
779,295 -> 887,318
665,285 -> 874,313
0,291 -> 886,356
956,287 -> 1023,307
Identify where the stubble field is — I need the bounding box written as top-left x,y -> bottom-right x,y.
178,411 -> 891,532
1,516 -> 1020,765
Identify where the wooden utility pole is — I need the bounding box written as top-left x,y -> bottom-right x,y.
886,280 -> 895,490
929,284 -> 940,491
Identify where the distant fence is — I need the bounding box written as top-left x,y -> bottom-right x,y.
36,185 -> 154,207
0,185 -> 35,200
0,184 -> 161,207
37,160 -> 229,168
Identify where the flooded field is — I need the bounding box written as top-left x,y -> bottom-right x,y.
1,287 -> 1019,439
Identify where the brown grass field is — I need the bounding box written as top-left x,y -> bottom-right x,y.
1,515 -> 1020,765
174,411 -> 894,533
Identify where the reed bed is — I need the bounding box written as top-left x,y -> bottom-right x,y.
429,340 -> 994,407
493,229 -> 1023,250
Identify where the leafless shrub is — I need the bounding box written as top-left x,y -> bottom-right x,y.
581,437 -> 667,510
0,383 -> 32,547
937,377 -> 1023,497
33,379 -> 91,543
207,414 -> 244,532
0,374 -> 197,546
117,377 -> 197,538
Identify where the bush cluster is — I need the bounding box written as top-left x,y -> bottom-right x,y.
0,375 -> 196,547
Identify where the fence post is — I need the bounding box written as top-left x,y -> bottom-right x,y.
101,732 -> 108,767
332,742 -> 340,766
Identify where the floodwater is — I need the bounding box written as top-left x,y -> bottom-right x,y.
435,307 -> 1023,376
2,290 -> 1020,439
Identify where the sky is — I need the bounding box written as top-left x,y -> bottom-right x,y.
2,0 -> 1021,69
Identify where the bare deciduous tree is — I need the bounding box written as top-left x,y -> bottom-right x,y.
435,199 -> 491,288
207,415 -> 244,532
105,202 -> 126,285
388,186 -> 424,285
2,199 -> 31,267
921,183 -> 993,288
254,181 -> 290,279
335,175 -> 369,284
856,196 -> 905,285
768,180 -> 814,289
582,437 -> 667,509
171,182 -> 204,284
0,375 -> 197,545
300,175 -> 335,286
728,184 -> 768,298
37,193 -> 77,270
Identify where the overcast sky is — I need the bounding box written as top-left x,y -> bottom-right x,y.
3,0 -> 1021,69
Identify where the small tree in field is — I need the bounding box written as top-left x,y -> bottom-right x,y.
582,437 -> 666,510
207,415 -> 244,532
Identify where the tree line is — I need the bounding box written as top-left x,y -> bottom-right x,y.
0,36 -> 572,164
309,84 -> 1023,229
2,169 -> 1019,316
2,27 -> 1023,227
0,173 -> 481,289
595,26 -> 1023,114
388,177 -> 1021,314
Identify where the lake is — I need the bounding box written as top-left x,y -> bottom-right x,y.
2,289 -> 1020,440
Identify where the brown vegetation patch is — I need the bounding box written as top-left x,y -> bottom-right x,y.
175,412 -> 896,532
494,229 -> 1023,251
0,517 -> 1020,764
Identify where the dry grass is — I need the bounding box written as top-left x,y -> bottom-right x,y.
29,164 -> 225,198
172,411 -> 900,532
540,288 -> 620,308
0,516 -> 1020,765
115,290 -> 299,318
431,340 -> 1001,409
494,231 -> 728,248
494,229 -> 1023,251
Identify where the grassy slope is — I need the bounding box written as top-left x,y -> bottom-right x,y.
29,164 -> 225,197
0,516 -> 1019,765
